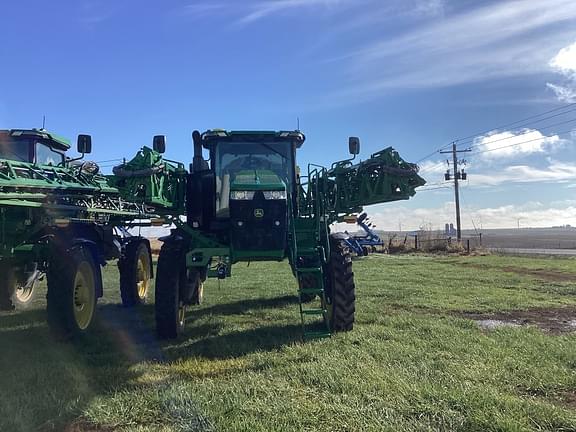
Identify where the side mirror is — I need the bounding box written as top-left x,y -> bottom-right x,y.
348,136 -> 360,155
77,134 -> 92,154
153,135 -> 166,154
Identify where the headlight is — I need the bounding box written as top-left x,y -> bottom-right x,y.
230,190 -> 255,200
263,190 -> 287,200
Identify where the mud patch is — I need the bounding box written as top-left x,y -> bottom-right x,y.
47,419 -> 113,432
501,266 -> 576,283
559,391 -> 576,409
461,306 -> 576,334
459,262 -> 576,282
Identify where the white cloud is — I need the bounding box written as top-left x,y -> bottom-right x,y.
231,0 -> 445,27
326,0 -> 576,100
418,157 -> 576,188
547,83 -> 576,103
469,161 -> 576,187
412,0 -> 444,17
419,159 -> 448,175
236,0 -> 345,25
547,40 -> 576,102
473,129 -> 563,159
334,201 -> 576,231
550,41 -> 576,73
181,3 -> 226,16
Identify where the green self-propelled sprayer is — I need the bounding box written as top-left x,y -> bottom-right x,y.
113,130 -> 425,340
0,128 -> 182,337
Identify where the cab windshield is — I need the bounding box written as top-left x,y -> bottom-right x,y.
215,141 -> 294,186
214,141 -> 294,217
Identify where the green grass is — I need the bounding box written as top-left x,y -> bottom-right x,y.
1,254 -> 575,431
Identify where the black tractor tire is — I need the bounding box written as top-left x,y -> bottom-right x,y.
0,261 -> 15,311
0,262 -> 39,311
118,240 -> 152,307
326,237 -> 356,332
47,246 -> 100,339
155,242 -> 187,339
362,246 -> 369,256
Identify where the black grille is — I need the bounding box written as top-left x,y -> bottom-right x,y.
230,194 -> 287,252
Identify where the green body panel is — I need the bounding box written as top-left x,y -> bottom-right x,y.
0,129 -> 157,261
108,146 -> 187,212
302,148 -> 426,225
230,170 -> 285,191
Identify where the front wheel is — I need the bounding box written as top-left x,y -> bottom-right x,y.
47,246 -> 100,338
155,242 -> 187,339
119,240 -> 152,307
325,237 -> 356,332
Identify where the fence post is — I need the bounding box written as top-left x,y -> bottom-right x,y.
415,235 -> 418,250
467,239 -> 470,254
479,233 -> 482,246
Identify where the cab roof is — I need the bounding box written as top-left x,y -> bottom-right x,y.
1,129 -> 71,150
201,129 -> 305,148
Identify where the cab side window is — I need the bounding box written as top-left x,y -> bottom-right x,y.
35,142 -> 64,166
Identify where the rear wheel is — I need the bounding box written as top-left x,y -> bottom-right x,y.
0,262 -> 39,311
362,246 -> 369,256
155,242 -> 187,339
325,237 -> 356,332
47,246 -> 100,338
119,240 -> 152,307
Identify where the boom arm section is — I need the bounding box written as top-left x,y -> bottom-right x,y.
109,147 -> 187,213
305,147 -> 425,224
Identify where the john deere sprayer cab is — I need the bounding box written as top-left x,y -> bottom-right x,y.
114,129 -> 425,339
0,128 -> 164,338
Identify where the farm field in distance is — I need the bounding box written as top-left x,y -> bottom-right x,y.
1,254 -> 575,431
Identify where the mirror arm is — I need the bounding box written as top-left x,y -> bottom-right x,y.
66,153 -> 86,164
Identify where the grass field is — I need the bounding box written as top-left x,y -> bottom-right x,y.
1,254 -> 576,431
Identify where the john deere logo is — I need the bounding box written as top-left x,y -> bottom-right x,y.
254,208 -> 264,218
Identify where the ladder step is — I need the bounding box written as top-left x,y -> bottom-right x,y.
301,308 -> 326,315
304,331 -> 331,340
299,288 -> 323,295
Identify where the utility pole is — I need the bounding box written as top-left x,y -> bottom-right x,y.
440,143 -> 471,242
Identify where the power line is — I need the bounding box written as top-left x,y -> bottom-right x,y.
94,158 -> 123,164
469,127 -> 575,157
414,102 -> 576,165
460,117 -> 576,150
454,102 -> 576,146
415,143 -> 454,164
420,120 -> 575,177
417,185 -> 453,192
418,160 -> 447,175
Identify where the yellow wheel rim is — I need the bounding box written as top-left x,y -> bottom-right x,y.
197,282 -> 204,304
73,262 -> 96,330
14,282 -> 34,304
136,251 -> 150,300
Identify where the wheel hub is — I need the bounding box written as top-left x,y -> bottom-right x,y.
136,252 -> 150,300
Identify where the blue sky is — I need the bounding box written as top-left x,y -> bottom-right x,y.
2,0 -> 576,229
